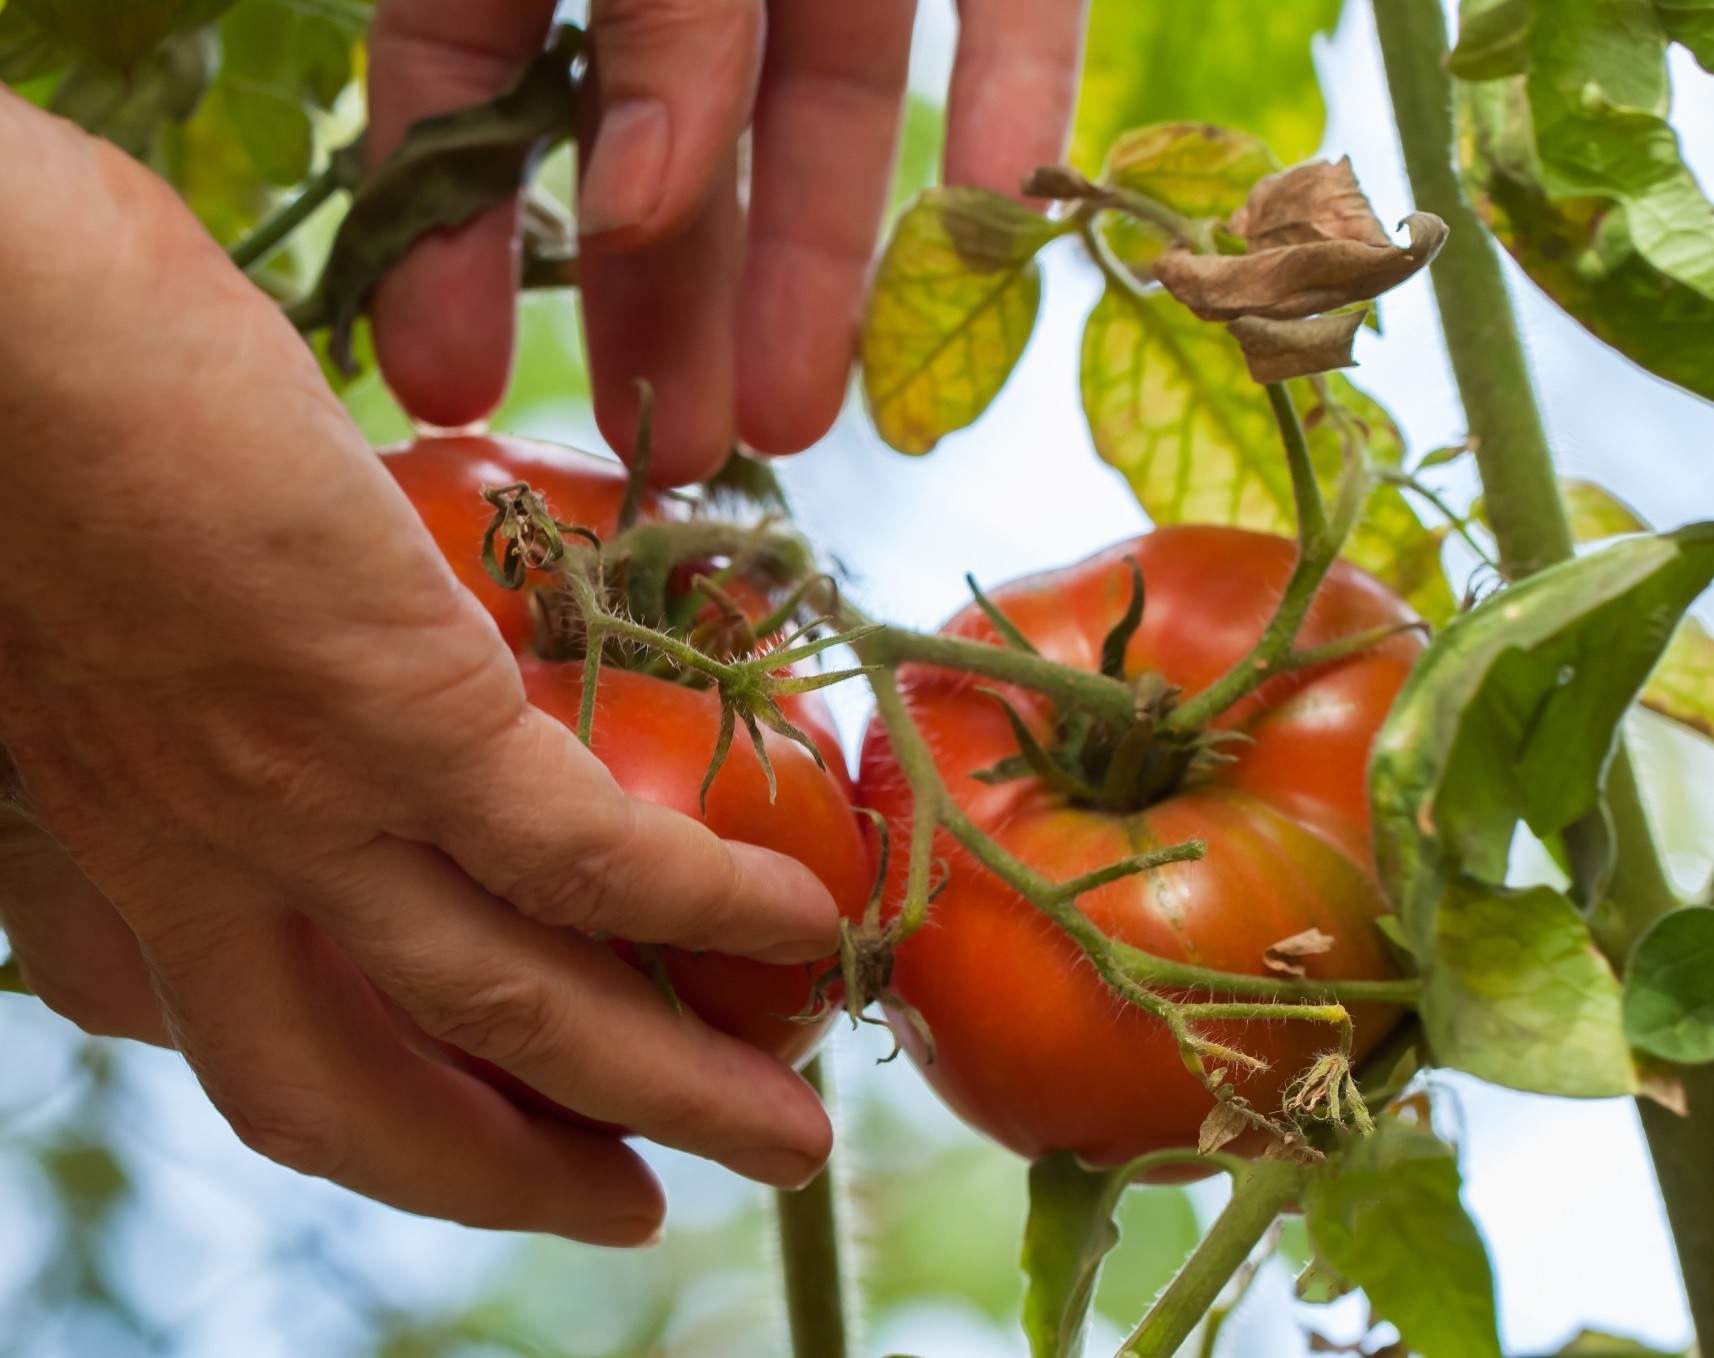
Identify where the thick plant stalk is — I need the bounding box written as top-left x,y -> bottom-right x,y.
1372,0 -> 1708,1345
776,1056 -> 849,1358
1113,1159 -> 1304,1358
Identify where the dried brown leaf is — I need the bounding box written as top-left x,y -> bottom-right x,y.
1154,211 -> 1447,321
1198,1099 -> 1249,1154
1264,927 -> 1338,977
1227,310 -> 1366,383
1233,157 -> 1392,248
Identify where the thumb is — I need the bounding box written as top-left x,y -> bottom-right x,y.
579,0 -> 764,242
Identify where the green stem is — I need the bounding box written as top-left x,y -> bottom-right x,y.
1373,0 -> 1704,1341
1113,1159 -> 1304,1358
1163,384 -> 1355,734
776,1056 -> 849,1358
229,139 -> 364,273
0,957 -> 28,995
859,625 -> 1136,726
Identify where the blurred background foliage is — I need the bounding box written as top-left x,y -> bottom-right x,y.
3,0 -> 1714,1354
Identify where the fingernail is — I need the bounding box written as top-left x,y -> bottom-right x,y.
726,1144 -> 825,1191
755,934 -> 840,966
580,99 -> 669,237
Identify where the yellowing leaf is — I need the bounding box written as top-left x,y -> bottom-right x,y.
1078,285 -> 1455,622
1099,123 -> 1280,273
1072,0 -> 1342,175
1561,478 -> 1650,542
1642,616 -> 1714,737
860,188 -> 1063,455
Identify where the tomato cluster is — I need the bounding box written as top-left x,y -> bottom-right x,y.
381,434 -> 870,1068
385,436 -> 1414,1166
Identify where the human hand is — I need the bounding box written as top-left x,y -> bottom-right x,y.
0,89 -> 840,1243
366,0 -> 1088,483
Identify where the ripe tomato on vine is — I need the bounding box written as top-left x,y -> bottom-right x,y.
860,526 -> 1419,1164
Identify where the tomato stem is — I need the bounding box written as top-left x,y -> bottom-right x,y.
0,956 -> 27,996
1113,1157 -> 1306,1358
858,624 -> 1136,725
1161,382 -> 1370,735
775,1056 -> 851,1358
228,137 -> 365,273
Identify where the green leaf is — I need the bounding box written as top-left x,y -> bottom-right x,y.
890,92 -> 945,216
1625,905 -> 1714,1062
1561,478 -> 1650,542
1528,0 -> 1714,297
1557,1329 -> 1683,1354
1641,616 -> 1714,737
13,0 -> 184,72
860,187 -> 1062,455
1456,1 -> 1714,401
1071,0 -> 1342,174
1021,1154 -> 1129,1358
1448,0 -> 1534,78
1428,880 -> 1636,1095
1098,122 -> 1280,274
0,3 -> 69,84
1375,525 -> 1714,899
295,28 -> 581,371
1079,285 -> 1455,622
1371,525 -> 1714,1093
48,26 -> 217,158
1304,1117 -> 1502,1358
215,0 -> 362,185
1657,0 -> 1714,67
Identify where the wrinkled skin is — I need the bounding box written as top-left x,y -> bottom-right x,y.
859,526 -> 1419,1166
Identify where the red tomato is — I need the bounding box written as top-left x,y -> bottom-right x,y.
381,433 -> 868,1068
380,433 -> 667,653
522,660 -> 870,1064
858,526 -> 1419,1165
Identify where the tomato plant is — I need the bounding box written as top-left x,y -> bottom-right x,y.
860,527 -> 1417,1164
13,3 -> 1714,1358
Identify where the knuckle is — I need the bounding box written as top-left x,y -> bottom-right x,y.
416,974 -> 564,1072
510,799 -> 640,935
222,1094 -> 351,1181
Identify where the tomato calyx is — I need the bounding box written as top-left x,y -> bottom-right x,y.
968,560 -> 1253,816
478,473 -> 869,810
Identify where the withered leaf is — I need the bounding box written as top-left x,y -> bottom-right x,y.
1228,310 -> 1366,383
1154,210 -> 1446,322
1264,927 -> 1337,977
1197,1099 -> 1249,1154
1233,157 -> 1392,249
294,26 -> 582,368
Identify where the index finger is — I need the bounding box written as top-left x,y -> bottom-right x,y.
366,0 -> 558,427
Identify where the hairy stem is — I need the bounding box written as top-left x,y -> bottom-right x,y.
229,139 -> 364,273
1114,1159 -> 1305,1358
859,625 -> 1136,726
1163,384 -> 1359,734
776,1056 -> 849,1358
1374,0 -> 1702,1341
